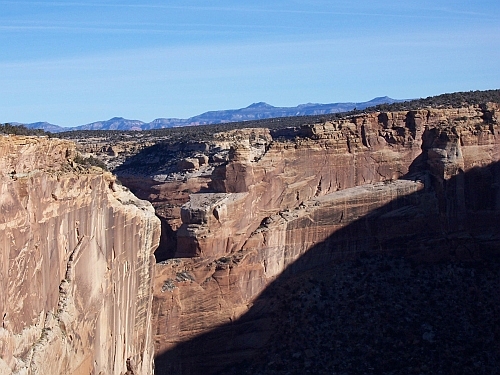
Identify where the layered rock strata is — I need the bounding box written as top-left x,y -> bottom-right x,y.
76,104 -> 500,373
148,104 -> 500,374
154,179 -> 427,353
0,136 -> 160,375
111,105 -> 498,258
172,105 -> 499,262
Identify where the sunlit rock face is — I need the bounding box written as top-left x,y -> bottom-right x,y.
175,105 -> 500,261
153,180 -> 427,360
0,136 -> 160,375
149,104 -> 500,374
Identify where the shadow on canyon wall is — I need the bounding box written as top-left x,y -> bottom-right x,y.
113,141 -> 214,263
154,160 -> 500,375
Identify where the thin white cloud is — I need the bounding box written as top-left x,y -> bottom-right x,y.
0,20 -> 296,34
0,25 -> 260,35
0,1 -> 495,19
0,1 -> 260,11
1,25 -> 496,70
1,0 -> 498,125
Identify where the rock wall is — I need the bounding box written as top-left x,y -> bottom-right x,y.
149,104 -> 500,374
0,136 -> 161,375
3,104 -> 497,374
153,180 -> 429,360
175,105 -> 499,259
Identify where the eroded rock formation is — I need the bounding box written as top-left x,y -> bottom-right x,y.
3,101 -> 499,374
141,104 -> 499,374
63,103 -> 500,374
0,136 -> 160,375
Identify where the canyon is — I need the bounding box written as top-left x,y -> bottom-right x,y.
106,103 -> 499,373
1,100 -> 500,374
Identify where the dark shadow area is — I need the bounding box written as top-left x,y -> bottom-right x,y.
154,215 -> 177,262
113,141 -> 211,176
113,142 -> 216,263
112,173 -> 182,263
154,161 -> 500,375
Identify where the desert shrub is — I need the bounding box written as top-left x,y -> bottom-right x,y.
74,154 -> 108,170
0,123 -> 50,136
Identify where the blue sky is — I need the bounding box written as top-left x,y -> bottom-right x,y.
1,0 -> 499,127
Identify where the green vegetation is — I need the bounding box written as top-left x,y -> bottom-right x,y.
73,154 -> 108,170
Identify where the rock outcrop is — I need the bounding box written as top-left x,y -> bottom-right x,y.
64,103 -> 500,374
144,104 -> 500,374
3,101 -> 498,374
0,136 -> 161,375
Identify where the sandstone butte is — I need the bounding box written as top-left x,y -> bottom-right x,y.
0,136 -> 161,375
1,103 -> 500,375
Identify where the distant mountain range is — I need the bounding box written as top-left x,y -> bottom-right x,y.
19,96 -> 402,132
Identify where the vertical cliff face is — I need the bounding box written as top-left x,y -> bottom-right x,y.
175,105 -> 499,260
0,136 -> 160,375
176,122 -> 422,259
149,104 -> 500,373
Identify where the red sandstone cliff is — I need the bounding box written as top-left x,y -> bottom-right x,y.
0,136 -> 161,375
2,102 -> 498,374
144,104 -> 500,374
